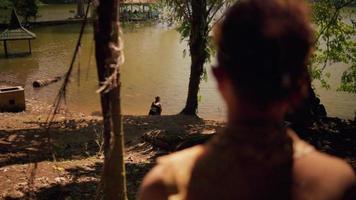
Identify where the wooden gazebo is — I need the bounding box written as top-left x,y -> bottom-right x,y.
120,0 -> 158,21
0,9 -> 36,58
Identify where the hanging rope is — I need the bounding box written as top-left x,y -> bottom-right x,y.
77,44 -> 82,87
85,38 -> 95,81
44,1 -> 92,161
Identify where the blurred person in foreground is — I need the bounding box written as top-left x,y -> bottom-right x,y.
138,0 -> 356,199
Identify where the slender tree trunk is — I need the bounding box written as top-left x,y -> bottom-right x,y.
77,0 -> 85,18
181,0 -> 209,115
24,15 -> 29,25
94,0 -> 127,199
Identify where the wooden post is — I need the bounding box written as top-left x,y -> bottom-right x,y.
146,5 -> 149,18
4,40 -> 8,58
148,5 -> 151,19
28,40 -> 32,54
77,0 -> 85,18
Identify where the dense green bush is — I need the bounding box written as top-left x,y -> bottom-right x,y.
0,0 -> 40,24
0,0 -> 12,9
41,0 -> 88,3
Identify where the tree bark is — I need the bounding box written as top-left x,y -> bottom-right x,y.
94,0 -> 127,199
181,0 -> 209,115
286,84 -> 327,138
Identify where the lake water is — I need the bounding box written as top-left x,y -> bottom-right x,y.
0,6 -> 355,120
0,23 -> 227,119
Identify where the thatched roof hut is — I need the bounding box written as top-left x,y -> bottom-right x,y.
0,9 -> 36,57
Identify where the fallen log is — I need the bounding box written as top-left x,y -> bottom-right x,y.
32,76 -> 62,88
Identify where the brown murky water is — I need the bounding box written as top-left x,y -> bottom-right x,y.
0,23 -> 227,119
0,8 -> 355,120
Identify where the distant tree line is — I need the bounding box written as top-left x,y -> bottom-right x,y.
0,0 -> 41,24
0,0 -> 14,9
41,0 -> 88,4
41,0 -> 74,3
0,0 -> 90,24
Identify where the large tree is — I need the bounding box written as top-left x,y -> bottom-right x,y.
161,0 -> 234,115
289,0 -> 356,127
162,0 -> 355,118
94,0 -> 127,199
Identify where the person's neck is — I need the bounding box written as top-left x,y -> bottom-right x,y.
227,102 -> 286,127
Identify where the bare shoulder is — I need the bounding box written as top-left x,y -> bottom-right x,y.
138,145 -> 205,200
294,146 -> 355,199
289,130 -> 354,185
302,150 -> 354,179
138,164 -> 168,200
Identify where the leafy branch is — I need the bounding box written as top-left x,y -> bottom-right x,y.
310,0 -> 356,92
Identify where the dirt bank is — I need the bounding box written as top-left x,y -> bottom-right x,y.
0,99 -> 224,199
0,100 -> 355,199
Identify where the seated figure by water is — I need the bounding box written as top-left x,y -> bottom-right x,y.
149,96 -> 162,116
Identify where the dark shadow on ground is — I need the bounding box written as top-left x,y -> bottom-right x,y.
293,117 -> 356,170
0,115 -> 220,168
3,162 -> 153,200
0,121 -> 102,168
0,52 -> 32,59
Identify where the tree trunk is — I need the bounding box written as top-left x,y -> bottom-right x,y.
24,15 -> 29,25
286,84 -> 327,138
181,0 -> 208,115
77,0 -> 85,18
94,0 -> 127,199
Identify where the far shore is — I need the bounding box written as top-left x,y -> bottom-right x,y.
0,3 -> 158,30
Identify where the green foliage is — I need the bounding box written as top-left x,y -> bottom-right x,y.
339,65 -> 356,92
159,0 -> 234,77
12,0 -> 41,22
0,0 -> 41,23
0,0 -> 12,9
161,0 -> 356,93
0,0 -> 12,24
41,0 -> 78,3
310,0 -> 356,93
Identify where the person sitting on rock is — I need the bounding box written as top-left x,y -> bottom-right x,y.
149,96 -> 162,116
138,0 -> 355,199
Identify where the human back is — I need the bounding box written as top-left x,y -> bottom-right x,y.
176,125 -> 294,200
138,0 -> 355,199
148,129 -> 355,200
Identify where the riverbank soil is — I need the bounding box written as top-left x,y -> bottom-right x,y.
0,100 -> 355,199
0,100 -> 224,199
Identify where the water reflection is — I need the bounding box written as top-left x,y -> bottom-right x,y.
0,40 -> 39,88
0,23 -> 355,120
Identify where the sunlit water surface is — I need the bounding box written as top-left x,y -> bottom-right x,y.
0,15 -> 355,120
